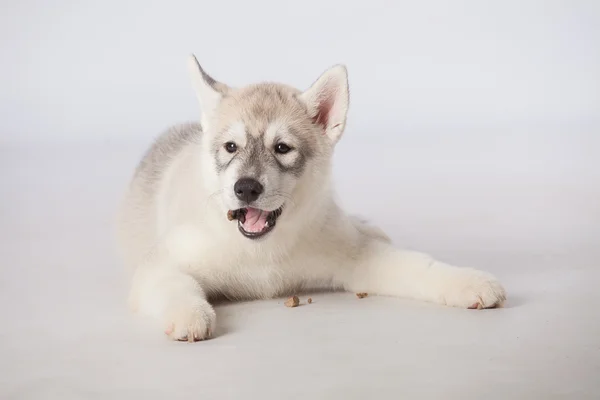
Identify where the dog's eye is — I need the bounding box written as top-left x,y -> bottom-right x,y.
275,143 -> 291,154
224,142 -> 237,153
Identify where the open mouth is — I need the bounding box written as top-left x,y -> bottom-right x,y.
227,206 -> 283,239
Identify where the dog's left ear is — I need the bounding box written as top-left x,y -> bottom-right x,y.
188,54 -> 230,131
300,65 -> 349,144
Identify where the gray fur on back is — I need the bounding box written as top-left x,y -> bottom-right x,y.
134,122 -> 203,193
117,122 -> 203,268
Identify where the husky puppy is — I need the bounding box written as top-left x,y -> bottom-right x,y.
117,55 -> 506,341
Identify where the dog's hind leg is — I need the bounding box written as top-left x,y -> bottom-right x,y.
342,239 -> 506,309
348,215 -> 392,243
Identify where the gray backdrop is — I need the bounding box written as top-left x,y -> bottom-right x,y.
1,1 -> 599,399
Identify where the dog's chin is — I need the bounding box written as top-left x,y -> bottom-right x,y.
227,205 -> 284,240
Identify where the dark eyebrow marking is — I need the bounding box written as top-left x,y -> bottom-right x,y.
274,152 -> 306,177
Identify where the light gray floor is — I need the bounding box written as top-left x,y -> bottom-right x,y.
1,141 -> 599,399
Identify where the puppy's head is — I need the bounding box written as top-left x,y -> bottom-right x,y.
189,55 -> 349,240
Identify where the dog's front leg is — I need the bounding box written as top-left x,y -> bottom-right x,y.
344,240 -> 506,309
128,244 -> 216,341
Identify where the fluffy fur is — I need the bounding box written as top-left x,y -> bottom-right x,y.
116,55 -> 506,341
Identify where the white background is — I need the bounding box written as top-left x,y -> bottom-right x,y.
1,1 -> 599,399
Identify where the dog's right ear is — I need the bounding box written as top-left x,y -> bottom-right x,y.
188,54 -> 230,130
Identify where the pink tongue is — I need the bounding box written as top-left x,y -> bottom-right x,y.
242,207 -> 269,233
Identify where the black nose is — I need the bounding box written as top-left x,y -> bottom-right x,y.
234,178 -> 263,203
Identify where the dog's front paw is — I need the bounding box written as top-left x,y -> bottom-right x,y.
442,268 -> 506,309
163,297 -> 216,342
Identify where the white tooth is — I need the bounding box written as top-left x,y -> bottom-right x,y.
265,221 -> 270,228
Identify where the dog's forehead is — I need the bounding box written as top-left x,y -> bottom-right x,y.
217,83 -> 309,138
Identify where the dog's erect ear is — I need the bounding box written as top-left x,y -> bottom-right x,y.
188,54 -> 230,130
300,65 -> 349,144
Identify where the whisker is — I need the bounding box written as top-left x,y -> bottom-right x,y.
201,188 -> 296,213
263,191 -> 296,209
202,189 -> 224,211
